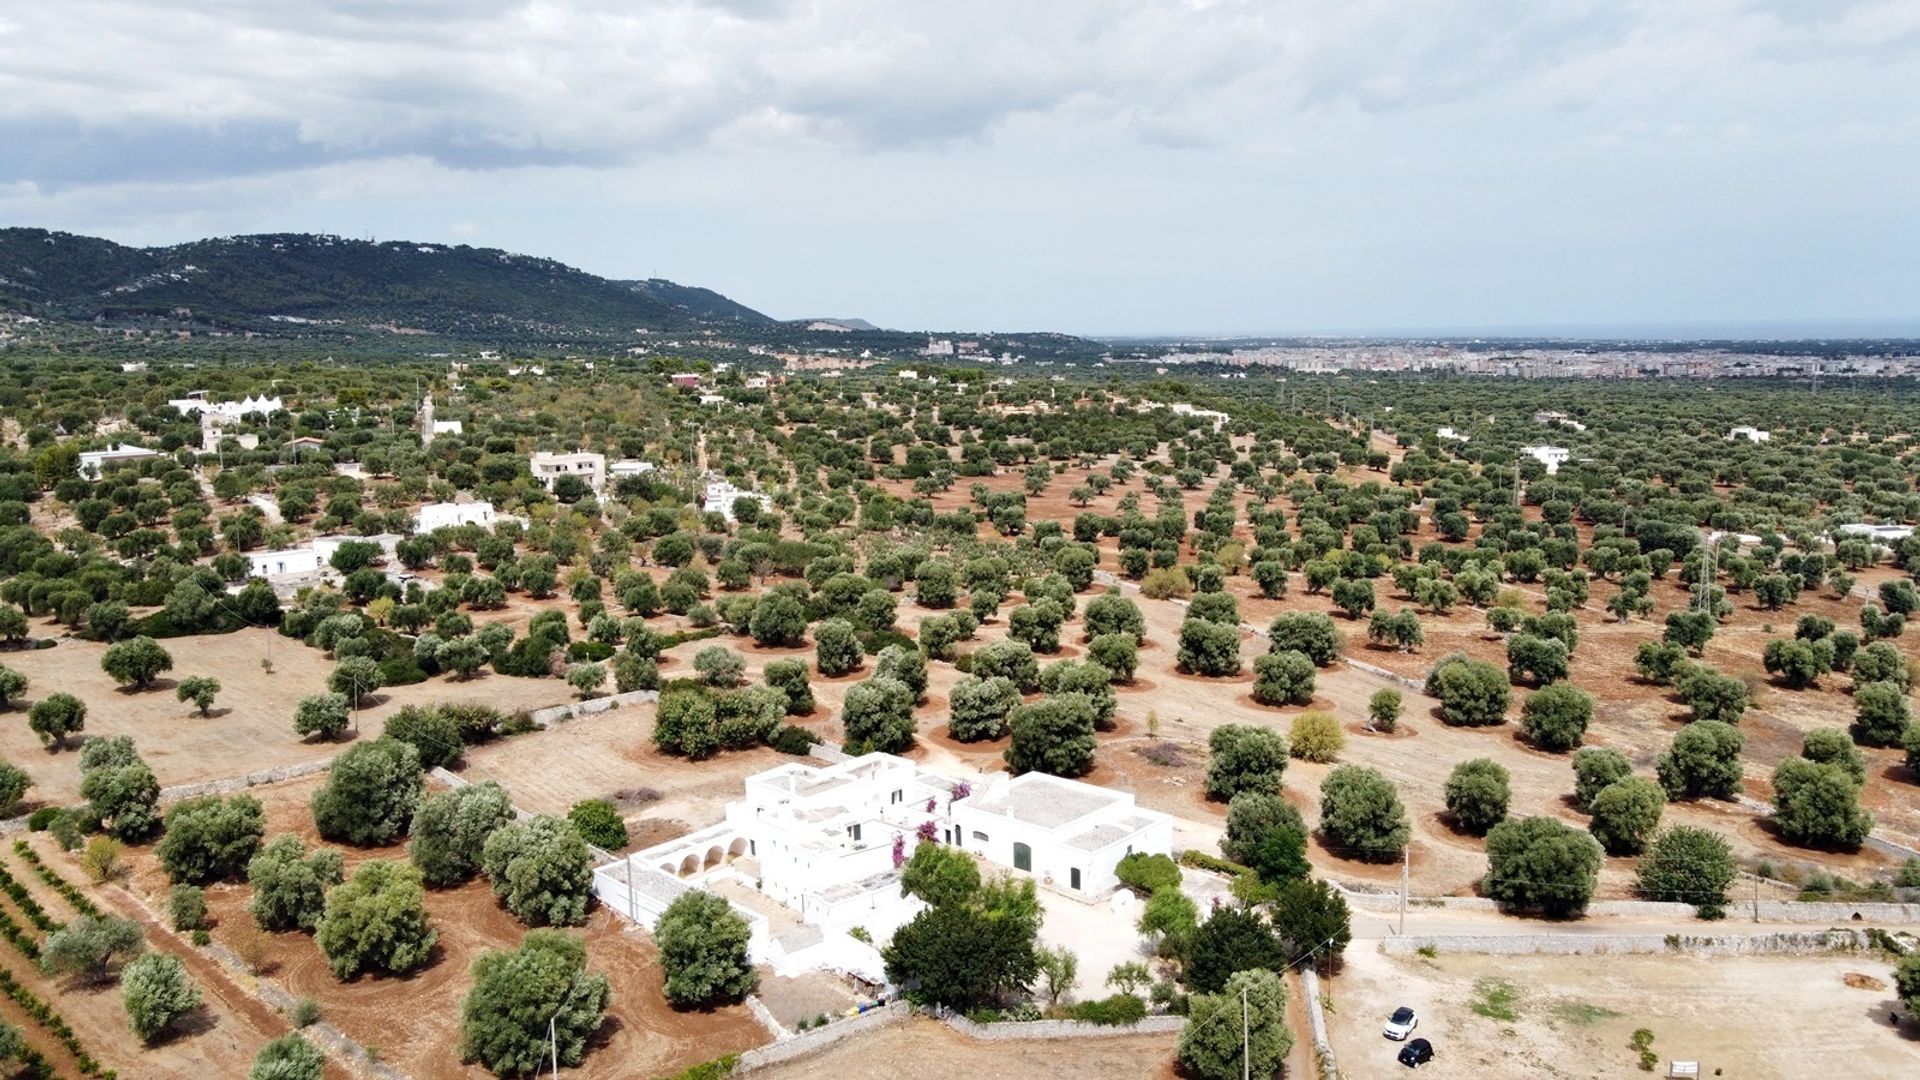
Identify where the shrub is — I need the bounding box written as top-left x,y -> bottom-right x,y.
1318,765 -> 1409,862
1287,711 -> 1343,763
121,952 -> 202,1043
311,737 -> 423,846
168,884 -> 208,931
1114,852 -> 1182,894
1072,993 -> 1148,1026
1444,758 -> 1510,835
770,724 -> 821,756
763,658 -> 814,715
1483,816 -> 1603,916
293,692 -> 351,741
251,1034 -> 326,1080
657,890 -> 756,1007
1521,683 -> 1594,752
1367,689 -> 1402,732
1179,969 -> 1290,1080
481,815 -> 595,927
1587,778 -> 1666,855
315,860 -> 437,979
1205,725 -> 1288,801
559,801 -> 626,851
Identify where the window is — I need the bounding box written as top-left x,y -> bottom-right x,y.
1012,842 -> 1032,872
891,790 -> 903,804
848,824 -> 862,842
1070,867 -> 1081,891
749,840 -> 756,856
971,831 -> 989,843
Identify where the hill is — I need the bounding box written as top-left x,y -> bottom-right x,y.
0,229 -> 775,344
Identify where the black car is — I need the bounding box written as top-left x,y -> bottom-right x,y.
1398,1038 -> 1434,1068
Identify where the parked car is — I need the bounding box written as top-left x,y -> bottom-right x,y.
1383,1006 -> 1418,1040
1398,1038 -> 1434,1068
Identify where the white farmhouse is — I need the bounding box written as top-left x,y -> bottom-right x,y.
704,479 -> 772,520
413,501 -> 498,533
529,450 -> 606,492
1727,426 -> 1771,443
244,546 -> 324,579
76,444 -> 163,478
593,752 -> 1172,978
166,393 -> 284,421
1532,410 -> 1587,432
1436,426 -> 1469,443
1520,444 -> 1571,474
1835,523 -> 1915,544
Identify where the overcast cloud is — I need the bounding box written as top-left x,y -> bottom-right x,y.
2,0 -> 1916,334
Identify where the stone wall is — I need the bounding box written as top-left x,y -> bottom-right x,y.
734,1001 -> 910,1072
528,688 -> 660,728
938,1012 -> 1186,1040
1300,968 -> 1340,1080
1381,928 -> 1898,958
1335,883 -> 1920,926
157,757 -> 338,805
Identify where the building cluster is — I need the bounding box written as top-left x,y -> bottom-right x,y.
1137,343 -> 1920,380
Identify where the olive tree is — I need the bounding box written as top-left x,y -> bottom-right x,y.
28,692 -> 87,748
1443,758 -> 1510,835
1484,816 -> 1603,916
155,794 -> 265,885
1252,650 -> 1315,707
310,737 -> 424,846
481,814 -> 595,926
1205,725 -> 1289,801
247,836 -> 345,932
1425,653 -> 1510,727
1572,747 -> 1634,811
656,890 -> 755,1007
293,692 -> 351,741
1656,721 -> 1745,800
1636,826 -> 1736,918
459,930 -> 611,1077
842,675 -> 917,754
121,952 -> 202,1044
1851,681 -> 1912,748
948,675 -> 1019,742
1176,968 -> 1292,1080
101,636 -> 173,690
1587,777 -> 1666,855
315,860 -> 437,979
1317,765 -> 1409,862
410,781 -> 515,887
1006,694 -> 1098,778
1770,758 -> 1872,850
1521,683 -> 1594,752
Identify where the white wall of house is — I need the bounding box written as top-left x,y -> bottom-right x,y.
413,501 -> 496,532
245,547 -> 323,578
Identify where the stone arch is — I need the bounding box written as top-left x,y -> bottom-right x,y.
704,845 -> 725,869
727,837 -> 749,860
678,852 -> 701,877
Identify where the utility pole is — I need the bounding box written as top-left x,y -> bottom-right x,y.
1399,846 -> 1409,936
549,1013 -> 560,1078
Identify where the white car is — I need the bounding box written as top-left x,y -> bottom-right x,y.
1383,1006 -> 1418,1041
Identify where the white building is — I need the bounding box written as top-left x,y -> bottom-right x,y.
704,479 -> 772,520
609,459 -> 656,481
244,546 -> 324,579
529,451 -> 606,492
1835,523 -> 1915,544
76,444 -> 163,478
1727,426 -> 1771,443
1436,426 -> 1469,443
1521,445 -> 1572,474
413,501 -> 498,533
167,393 -> 284,421
1165,402 -> 1230,431
1532,410 -> 1587,432
593,752 -> 1170,978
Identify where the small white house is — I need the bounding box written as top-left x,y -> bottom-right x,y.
1520,445 -> 1572,474
244,546 -> 324,579
609,459 -> 656,481
1835,523 -> 1915,544
704,479 -> 772,520
1532,410 -> 1587,432
529,451 -> 606,492
76,444 -> 163,478
1436,426 -> 1469,443
413,501 -> 497,533
1727,426 -> 1771,443
167,393 -> 284,420
951,771 -> 1175,897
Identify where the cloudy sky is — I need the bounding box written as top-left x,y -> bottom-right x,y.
3,0 -> 1917,336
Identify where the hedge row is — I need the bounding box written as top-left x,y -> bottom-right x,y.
13,842 -> 102,919
0,858 -> 62,933
0,903 -> 41,961
0,966 -> 118,1077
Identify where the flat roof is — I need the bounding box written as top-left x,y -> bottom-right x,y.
969,774 -> 1123,831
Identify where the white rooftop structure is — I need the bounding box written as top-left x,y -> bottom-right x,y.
1835,523 -> 1915,543
1532,410 -> 1587,432
595,752 -> 1171,978
1727,426 -> 1771,443
609,459 -> 657,480
77,444 -> 163,478
1436,426 -> 1469,443
167,393 -> 284,421
414,501 -> 499,533
1520,444 -> 1572,474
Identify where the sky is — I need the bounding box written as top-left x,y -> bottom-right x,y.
3,0 -> 1918,337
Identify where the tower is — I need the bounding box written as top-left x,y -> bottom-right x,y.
420,390 -> 436,446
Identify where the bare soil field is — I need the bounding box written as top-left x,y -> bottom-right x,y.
5,831 -> 326,1078
0,625 -> 580,804
107,775 -> 768,1080
752,1014 -> 1179,1080
1327,945 -> 1920,1080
